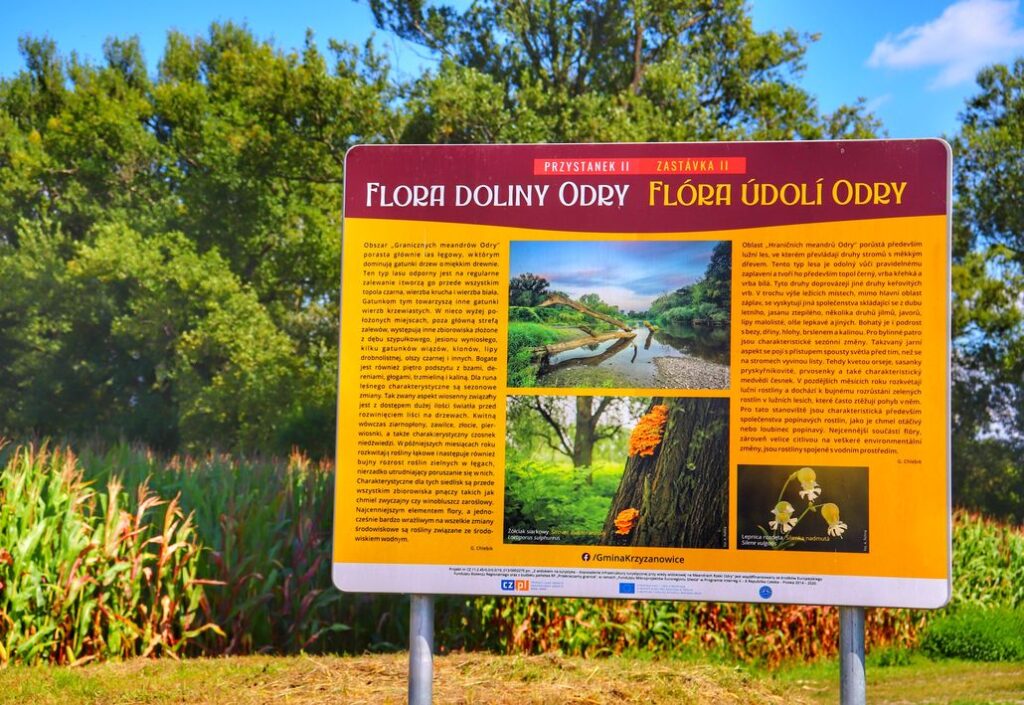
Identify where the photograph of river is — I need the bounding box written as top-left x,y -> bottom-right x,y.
507,240 -> 731,390
539,323 -> 729,388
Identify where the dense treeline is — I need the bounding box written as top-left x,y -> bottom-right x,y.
0,0 -> 1020,516
0,27 -> 396,455
950,59 -> 1024,520
648,241 -> 731,327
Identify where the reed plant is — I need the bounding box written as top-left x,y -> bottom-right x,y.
3,440 -> 1022,666
77,445 -> 351,654
0,444 -> 217,665
950,510 -> 1024,609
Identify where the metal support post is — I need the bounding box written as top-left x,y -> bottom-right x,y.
408,594 -> 435,705
839,605 -> 866,705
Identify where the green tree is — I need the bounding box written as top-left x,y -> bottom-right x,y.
0,221 -> 299,452
0,9 -> 881,457
507,396 -> 627,468
371,0 -> 881,143
644,242 -> 730,326
703,241 -> 732,312
0,37 -> 174,244
951,59 -> 1024,518
0,26 -> 397,454
509,272 -> 550,306
578,293 -> 624,319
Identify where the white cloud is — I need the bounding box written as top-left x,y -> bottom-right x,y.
863,93 -> 892,114
867,0 -> 1024,88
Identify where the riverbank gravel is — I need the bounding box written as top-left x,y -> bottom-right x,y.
653,355 -> 730,389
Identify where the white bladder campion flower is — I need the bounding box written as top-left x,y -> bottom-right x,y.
821,503 -> 848,537
796,466 -> 821,501
770,501 -> 797,533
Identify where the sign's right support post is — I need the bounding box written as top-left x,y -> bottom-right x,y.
409,594 -> 435,705
839,605 -> 866,705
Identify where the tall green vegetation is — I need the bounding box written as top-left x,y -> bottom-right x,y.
0,4 -> 877,457
0,444 -> 214,664
369,0 -> 880,142
506,323 -> 577,386
0,2 -> 1019,516
0,442 -> 418,662
509,273 -> 551,307
1,439 -> 1021,665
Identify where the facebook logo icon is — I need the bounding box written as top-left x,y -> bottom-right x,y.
500,579 -> 515,591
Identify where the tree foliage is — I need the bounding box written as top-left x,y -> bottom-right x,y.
648,241 -> 731,326
370,0 -> 881,143
0,26 -> 396,453
951,59 -> 1024,518
506,395 -> 633,468
509,272 -> 550,307
0,5 -> 884,456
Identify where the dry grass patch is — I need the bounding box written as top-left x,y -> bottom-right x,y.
0,653 -> 802,705
4,653 -> 1023,705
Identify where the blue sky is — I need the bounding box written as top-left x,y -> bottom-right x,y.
2,0 -> 1023,138
510,240 -> 717,311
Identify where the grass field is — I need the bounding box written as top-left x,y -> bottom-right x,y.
1,653 -> 1022,705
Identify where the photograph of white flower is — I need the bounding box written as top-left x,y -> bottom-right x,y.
736,465 -> 868,553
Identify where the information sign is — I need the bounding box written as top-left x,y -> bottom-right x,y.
334,141 -> 951,608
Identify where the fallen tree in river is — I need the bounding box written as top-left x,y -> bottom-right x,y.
538,294 -> 632,331
533,330 -> 635,357
531,295 -> 636,358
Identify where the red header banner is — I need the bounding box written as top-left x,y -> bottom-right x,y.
345,141 -> 949,233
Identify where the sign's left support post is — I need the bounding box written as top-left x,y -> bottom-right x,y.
409,594 -> 435,705
839,605 -> 866,705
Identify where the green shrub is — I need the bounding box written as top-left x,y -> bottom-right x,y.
507,349 -> 539,386
869,645 -> 913,667
506,323 -> 576,386
503,459 -> 622,543
709,310 -> 730,326
509,306 -> 541,323
535,306 -> 584,325
662,305 -> 697,325
695,302 -> 718,321
920,607 -> 1024,661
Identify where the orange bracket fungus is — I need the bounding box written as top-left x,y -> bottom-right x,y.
628,404 -> 669,457
614,508 -> 640,535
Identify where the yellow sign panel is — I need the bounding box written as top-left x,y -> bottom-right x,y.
335,141 -> 951,608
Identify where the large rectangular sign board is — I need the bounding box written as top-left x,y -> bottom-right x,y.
334,141 -> 951,608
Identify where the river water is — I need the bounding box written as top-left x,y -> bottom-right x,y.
535,324 -> 729,388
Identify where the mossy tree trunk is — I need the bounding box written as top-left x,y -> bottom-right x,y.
600,397 -> 729,549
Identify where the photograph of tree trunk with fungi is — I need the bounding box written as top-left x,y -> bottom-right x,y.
600,398 -> 729,549
504,395 -> 729,548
